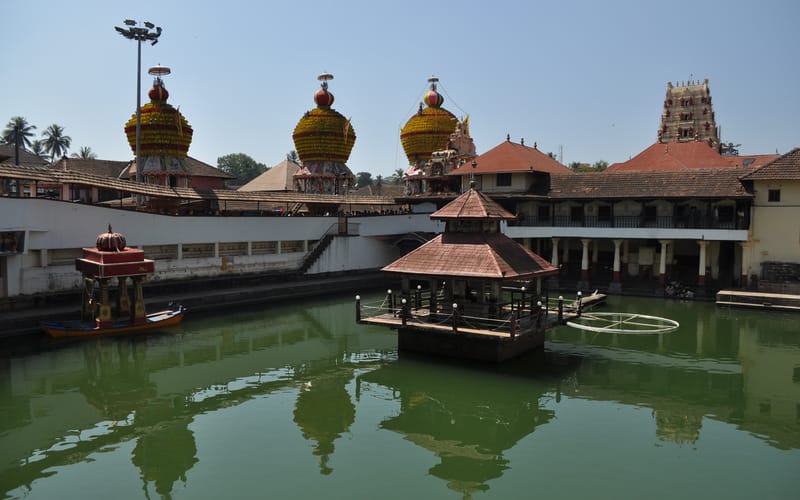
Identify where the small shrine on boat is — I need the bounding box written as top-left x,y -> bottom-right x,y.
292,73 -> 356,198
400,77 -> 475,195
357,187 -> 560,362
124,65 -> 194,188
75,226 -> 155,327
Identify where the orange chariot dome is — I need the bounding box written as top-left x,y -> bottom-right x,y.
400,77 -> 458,165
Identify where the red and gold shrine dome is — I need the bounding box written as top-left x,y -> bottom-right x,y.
400,78 -> 458,165
292,74 -> 356,195
124,67 -> 193,184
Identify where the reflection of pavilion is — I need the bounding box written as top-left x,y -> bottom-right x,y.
293,367 -> 355,475
358,359 -> 554,497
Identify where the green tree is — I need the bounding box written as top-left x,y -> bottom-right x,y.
71,146 -> 97,159
286,150 -> 301,165
355,171 -> 373,188
592,160 -> 609,171
217,153 -> 267,185
387,167 -> 405,185
568,161 -> 582,171
42,123 -> 71,162
2,116 -> 37,149
30,140 -> 48,158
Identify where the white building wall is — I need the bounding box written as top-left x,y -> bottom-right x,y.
0,198 -> 442,297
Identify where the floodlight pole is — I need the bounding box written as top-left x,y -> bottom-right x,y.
115,20 -> 162,207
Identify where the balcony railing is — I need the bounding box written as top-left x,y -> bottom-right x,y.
510,214 -> 746,230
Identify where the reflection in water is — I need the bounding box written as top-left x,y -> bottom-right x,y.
293,366 -> 356,475
132,405 -> 198,499
0,295 -> 798,498
359,357 -> 557,497
80,338 -> 156,420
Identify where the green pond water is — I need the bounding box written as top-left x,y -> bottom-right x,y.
0,293 -> 798,499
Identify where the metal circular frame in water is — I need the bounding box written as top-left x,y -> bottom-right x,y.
566,312 -> 680,334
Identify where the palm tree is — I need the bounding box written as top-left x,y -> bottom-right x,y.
41,124 -> 71,162
30,140 -> 48,159
71,146 -> 97,159
2,116 -> 37,149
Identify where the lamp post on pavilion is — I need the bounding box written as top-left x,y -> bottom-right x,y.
115,19 -> 162,202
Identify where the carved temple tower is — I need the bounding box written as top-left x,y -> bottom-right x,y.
658,79 -> 719,151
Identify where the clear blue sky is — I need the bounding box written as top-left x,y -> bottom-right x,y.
3,0 -> 798,176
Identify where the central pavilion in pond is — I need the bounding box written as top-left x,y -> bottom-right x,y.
357,187 -> 561,362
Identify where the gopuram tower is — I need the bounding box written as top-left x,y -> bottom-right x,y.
658,78 -> 719,151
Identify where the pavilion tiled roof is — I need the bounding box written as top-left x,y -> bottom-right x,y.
450,140 -> 572,175
741,148 -> 800,180
431,188 -> 516,220
607,141 -> 735,171
547,168 -> 753,199
382,232 -> 558,280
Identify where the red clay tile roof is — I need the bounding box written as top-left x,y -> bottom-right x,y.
450,140 -> 572,175
431,188 -> 516,220
50,157 -> 129,178
0,144 -> 48,166
548,168 -> 753,199
382,232 -> 558,280
741,148 -> 800,180
607,141 -> 735,171
729,154 -> 781,169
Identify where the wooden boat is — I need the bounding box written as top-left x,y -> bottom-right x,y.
41,305 -> 186,338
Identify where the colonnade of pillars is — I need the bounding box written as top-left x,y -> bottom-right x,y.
82,275 -> 147,327
539,237 -> 739,288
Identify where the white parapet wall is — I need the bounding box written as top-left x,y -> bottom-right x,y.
0,198 -> 443,297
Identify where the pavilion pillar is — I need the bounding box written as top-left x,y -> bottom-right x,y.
658,240 -> 670,285
132,276 -> 146,324
429,278 -> 438,314
550,238 -> 560,268
580,238 -> 591,281
117,276 -> 131,318
697,241 -> 708,287
96,279 -> 113,328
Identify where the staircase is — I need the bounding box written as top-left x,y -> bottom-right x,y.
297,234 -> 335,275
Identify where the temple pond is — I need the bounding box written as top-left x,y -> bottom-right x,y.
1,294 -> 798,499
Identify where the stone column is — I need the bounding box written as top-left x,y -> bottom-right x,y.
612,239 -> 623,282
550,238 -> 560,268
697,240 -> 708,287
580,239 -> 591,281
658,240 -> 670,285
132,276 -> 146,324
739,241 -> 750,288
523,237 -> 532,250
117,276 -> 131,318
622,240 -> 630,278
96,279 -> 112,327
